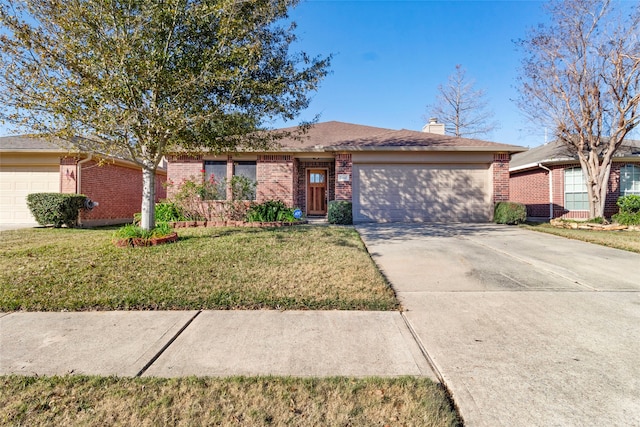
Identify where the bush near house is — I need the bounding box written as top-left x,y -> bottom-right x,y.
166,175 -> 256,221
613,195 -> 640,225
154,202 -> 184,222
26,193 -> 88,228
494,201 -> 527,225
245,200 -> 298,222
328,201 -> 353,225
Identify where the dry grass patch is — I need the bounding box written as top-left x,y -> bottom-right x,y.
0,375 -> 461,426
0,226 -> 397,311
521,223 -> 640,253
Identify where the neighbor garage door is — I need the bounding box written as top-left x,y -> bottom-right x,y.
0,167 -> 60,225
353,164 -> 492,223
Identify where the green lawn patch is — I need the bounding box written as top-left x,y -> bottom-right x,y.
521,223 -> 640,254
0,226 -> 398,311
0,375 -> 461,426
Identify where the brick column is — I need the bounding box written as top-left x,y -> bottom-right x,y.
60,157 -> 79,194
335,153 -> 353,201
492,153 -> 510,202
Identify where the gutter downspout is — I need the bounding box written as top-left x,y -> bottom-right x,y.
538,163 -> 553,220
76,154 -> 92,226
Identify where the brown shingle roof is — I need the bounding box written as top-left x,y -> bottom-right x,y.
275,121 -> 526,152
0,135 -> 167,172
510,138 -> 640,170
0,135 -> 78,152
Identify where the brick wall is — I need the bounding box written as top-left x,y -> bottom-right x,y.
60,157 -> 78,193
296,160 -> 335,212
292,159 -> 300,208
61,158 -> 166,224
492,153 -> 510,202
510,161 -> 639,220
257,155 -> 295,206
510,168 -> 550,218
605,164 -> 621,217
335,153 -> 352,201
166,155 -> 204,198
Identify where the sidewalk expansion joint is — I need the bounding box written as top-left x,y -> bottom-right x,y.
135,310 -> 202,377
399,311 -> 444,384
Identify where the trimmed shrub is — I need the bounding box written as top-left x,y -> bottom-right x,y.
613,195 -> 640,225
328,201 -> 353,225
26,193 -> 87,228
494,201 -> 527,225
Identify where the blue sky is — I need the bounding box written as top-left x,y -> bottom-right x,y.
275,0 -> 550,147
0,0 -> 550,148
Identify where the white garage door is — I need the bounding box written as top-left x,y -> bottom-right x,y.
353,164 -> 492,223
0,167 -> 60,225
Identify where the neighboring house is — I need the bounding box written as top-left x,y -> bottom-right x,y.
0,136 -> 167,227
509,139 -> 640,220
167,121 -> 526,223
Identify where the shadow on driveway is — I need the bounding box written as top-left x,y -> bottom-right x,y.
356,222 -> 515,241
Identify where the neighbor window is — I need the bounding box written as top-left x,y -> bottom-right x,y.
564,167 -> 589,211
203,161 -> 227,200
620,164 -> 640,196
233,161 -> 257,200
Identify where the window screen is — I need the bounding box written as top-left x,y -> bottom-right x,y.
233,161 -> 257,200
620,164 -> 640,196
564,167 -> 589,211
204,161 -> 227,200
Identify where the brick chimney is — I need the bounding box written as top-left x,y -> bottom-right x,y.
422,117 -> 445,135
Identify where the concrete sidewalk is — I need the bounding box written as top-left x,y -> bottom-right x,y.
0,310 -> 435,379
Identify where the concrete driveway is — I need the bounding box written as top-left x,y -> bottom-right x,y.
357,223 -> 640,427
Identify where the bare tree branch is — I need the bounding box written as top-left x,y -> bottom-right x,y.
425,64 -> 500,138
516,0 -> 640,219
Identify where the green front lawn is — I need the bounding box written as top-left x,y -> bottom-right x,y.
0,226 -> 398,311
521,223 -> 640,253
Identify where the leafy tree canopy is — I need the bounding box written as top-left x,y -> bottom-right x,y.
0,0 -> 331,229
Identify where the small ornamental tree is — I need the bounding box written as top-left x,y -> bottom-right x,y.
0,0 -> 331,230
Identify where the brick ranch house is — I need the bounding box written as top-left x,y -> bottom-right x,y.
509,139 -> 640,220
167,121 -> 526,223
0,136 -> 167,227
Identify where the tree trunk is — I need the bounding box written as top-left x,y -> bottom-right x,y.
141,165 -> 156,231
579,154 -> 610,220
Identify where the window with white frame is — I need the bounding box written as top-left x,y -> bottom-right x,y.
565,167 -> 589,210
620,164 -> 640,196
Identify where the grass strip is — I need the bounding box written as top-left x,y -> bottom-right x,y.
0,375 -> 461,426
520,223 -> 640,254
0,226 -> 397,311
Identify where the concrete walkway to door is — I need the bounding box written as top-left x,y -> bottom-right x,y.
357,223 -> 640,427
